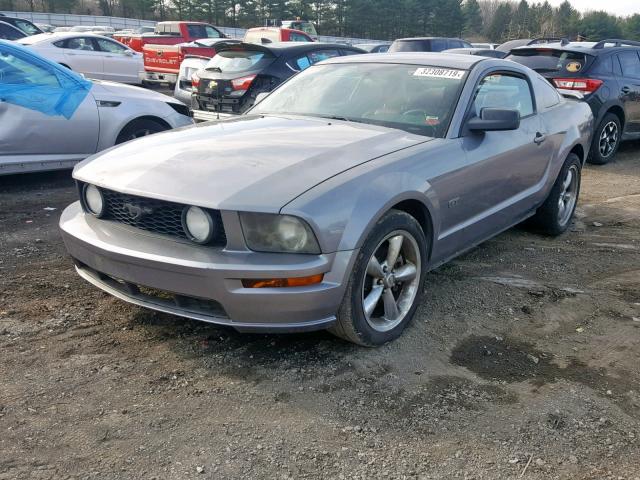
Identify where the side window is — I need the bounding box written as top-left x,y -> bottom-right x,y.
307,49 -> 340,64
535,75 -> 561,108
95,38 -> 127,53
0,24 -> 24,40
449,40 -> 464,49
0,50 -> 61,87
377,45 -> 389,53
294,55 -> 312,70
289,32 -> 310,42
430,39 -> 447,52
592,55 -> 613,75
64,37 -> 97,51
473,73 -> 534,118
340,49 -> 360,56
617,51 -> 640,78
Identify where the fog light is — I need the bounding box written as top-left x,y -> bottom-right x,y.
182,206 -> 214,244
83,184 -> 104,217
242,274 -> 324,288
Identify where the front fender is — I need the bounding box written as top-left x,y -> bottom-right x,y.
281,154 -> 440,256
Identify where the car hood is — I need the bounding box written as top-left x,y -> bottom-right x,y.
74,115 -> 429,212
90,79 -> 169,103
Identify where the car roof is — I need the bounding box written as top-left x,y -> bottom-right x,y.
510,40 -> 640,56
323,52 -> 486,69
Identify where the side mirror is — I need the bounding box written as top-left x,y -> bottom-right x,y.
255,92 -> 269,104
467,107 -> 520,132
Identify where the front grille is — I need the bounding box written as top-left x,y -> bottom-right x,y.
82,184 -> 226,246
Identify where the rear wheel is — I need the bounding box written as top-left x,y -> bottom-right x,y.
529,153 -> 581,236
588,112 -> 621,165
330,210 -> 428,346
116,119 -> 168,145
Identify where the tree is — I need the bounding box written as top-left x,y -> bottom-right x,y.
485,2 -> 512,42
462,0 -> 483,38
623,14 -> 640,41
579,11 -> 622,41
556,0 -> 580,39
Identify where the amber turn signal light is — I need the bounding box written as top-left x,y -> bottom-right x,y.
242,274 -> 324,288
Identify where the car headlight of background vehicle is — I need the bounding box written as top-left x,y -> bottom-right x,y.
182,206 -> 215,244
83,184 -> 105,217
239,213 -> 321,254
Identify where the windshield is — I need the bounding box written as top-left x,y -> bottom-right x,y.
507,48 -> 593,75
251,63 -> 467,138
205,49 -> 274,73
14,19 -> 41,35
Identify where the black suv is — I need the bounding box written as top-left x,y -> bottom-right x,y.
389,37 -> 472,53
508,39 -> 640,164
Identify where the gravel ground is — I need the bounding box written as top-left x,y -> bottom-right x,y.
1,144 -> 640,480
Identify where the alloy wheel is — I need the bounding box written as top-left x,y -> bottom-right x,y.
598,121 -> 618,158
361,230 -> 421,333
557,164 -> 579,226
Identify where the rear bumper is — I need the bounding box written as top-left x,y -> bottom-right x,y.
143,71 -> 178,84
192,109 -> 237,122
59,202 -> 356,332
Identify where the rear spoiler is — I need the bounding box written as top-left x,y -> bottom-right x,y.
215,41 -> 276,55
528,37 -> 570,46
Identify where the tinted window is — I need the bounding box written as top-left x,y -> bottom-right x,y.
430,39 -> 448,52
0,49 -> 60,86
618,51 -> 640,78
449,40 -> 464,49
64,37 -> 97,51
289,32 -> 311,42
187,24 -> 221,39
473,73 -> 534,118
592,55 -> 613,75
341,49 -> 361,56
205,49 -> 274,73
252,63 -> 467,138
0,23 -> 24,40
507,49 -> 592,76
389,40 -> 429,52
307,49 -> 340,64
376,45 -> 390,53
95,38 -> 127,53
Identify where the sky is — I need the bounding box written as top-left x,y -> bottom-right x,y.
547,0 -> 639,17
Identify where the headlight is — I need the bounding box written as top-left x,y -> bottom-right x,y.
83,184 -> 104,217
239,213 -> 321,254
182,206 -> 214,244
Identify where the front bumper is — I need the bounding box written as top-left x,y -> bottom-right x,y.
59,202 -> 356,332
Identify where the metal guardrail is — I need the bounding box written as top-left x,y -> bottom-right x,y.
0,11 -> 380,44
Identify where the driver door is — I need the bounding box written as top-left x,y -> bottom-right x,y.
94,37 -> 140,84
0,46 -> 99,173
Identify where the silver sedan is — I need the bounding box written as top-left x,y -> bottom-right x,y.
60,53 -> 593,345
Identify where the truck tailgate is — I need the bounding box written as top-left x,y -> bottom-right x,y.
143,44 -> 182,73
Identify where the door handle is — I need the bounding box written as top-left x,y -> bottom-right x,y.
534,132 -> 546,145
622,86 -> 631,94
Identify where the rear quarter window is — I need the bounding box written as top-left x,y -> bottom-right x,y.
534,75 -> 561,108
591,55 -> 614,75
508,49 -> 593,76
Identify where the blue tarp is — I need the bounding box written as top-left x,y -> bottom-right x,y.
0,40 -> 92,119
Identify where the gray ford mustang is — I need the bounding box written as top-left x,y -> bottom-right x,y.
60,53 -> 593,346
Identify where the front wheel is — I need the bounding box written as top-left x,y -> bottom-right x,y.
116,118 -> 168,145
330,210 -> 428,346
529,153 -> 581,236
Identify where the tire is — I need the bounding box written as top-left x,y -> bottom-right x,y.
529,153 -> 581,236
588,112 -> 621,165
329,210 -> 428,346
116,119 -> 168,145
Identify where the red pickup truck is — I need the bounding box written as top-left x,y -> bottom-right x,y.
114,21 -> 227,53
142,38 -> 239,85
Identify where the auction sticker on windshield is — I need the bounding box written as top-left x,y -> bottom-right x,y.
413,67 -> 465,79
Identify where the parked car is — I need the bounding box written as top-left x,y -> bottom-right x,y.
191,42 -> 364,121
173,39 -> 242,104
0,20 -> 26,40
113,21 -> 227,53
53,26 -> 72,33
354,42 -> 391,53
389,37 -> 472,53
35,23 -> 56,33
60,53 -> 592,345
280,19 -> 318,39
507,38 -> 640,164
70,25 -> 116,37
19,32 -> 144,84
496,37 -> 569,53
471,42 -> 498,50
0,16 -> 43,36
0,40 -> 192,175
142,37 -> 240,85
243,27 -> 314,44
443,47 -> 507,58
